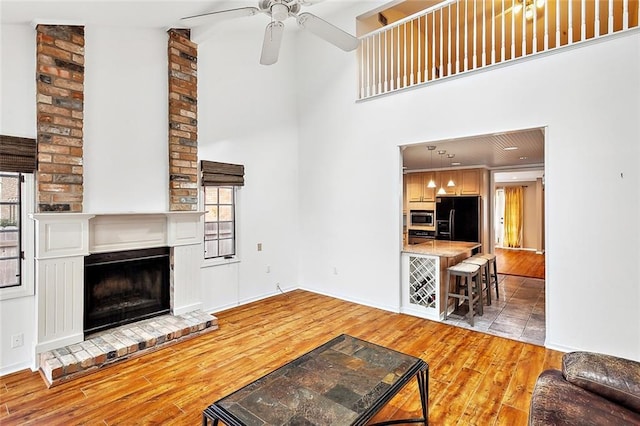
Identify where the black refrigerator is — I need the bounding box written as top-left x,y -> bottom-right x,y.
435,196 -> 480,242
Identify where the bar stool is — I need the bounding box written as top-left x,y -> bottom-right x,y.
444,262 -> 482,326
476,253 -> 499,300
462,256 -> 491,305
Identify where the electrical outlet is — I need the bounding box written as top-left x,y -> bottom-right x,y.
11,333 -> 23,348
257,243 -> 262,251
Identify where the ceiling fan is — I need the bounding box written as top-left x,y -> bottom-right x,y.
180,0 -> 360,65
497,0 -> 545,20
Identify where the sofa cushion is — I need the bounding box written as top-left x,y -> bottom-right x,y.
563,351 -> 640,413
530,370 -> 640,425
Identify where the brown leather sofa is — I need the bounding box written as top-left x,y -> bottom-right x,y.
529,351 -> 640,425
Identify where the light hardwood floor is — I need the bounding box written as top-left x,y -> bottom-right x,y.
0,290 -> 562,425
495,248 -> 545,280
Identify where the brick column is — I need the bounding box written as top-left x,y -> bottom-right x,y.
168,29 -> 198,212
36,25 -> 85,213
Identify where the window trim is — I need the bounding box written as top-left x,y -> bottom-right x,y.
0,173 -> 34,300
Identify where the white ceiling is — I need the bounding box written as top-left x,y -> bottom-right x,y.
402,127 -> 545,172
494,169 -> 544,183
0,0 -> 348,27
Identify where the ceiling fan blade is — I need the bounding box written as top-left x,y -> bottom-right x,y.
296,13 -> 359,52
260,21 -> 285,66
180,7 -> 260,27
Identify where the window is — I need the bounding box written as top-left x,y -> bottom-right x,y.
0,172 -> 33,299
0,135 -> 36,298
0,172 -> 22,289
204,186 -> 236,259
200,160 -> 244,261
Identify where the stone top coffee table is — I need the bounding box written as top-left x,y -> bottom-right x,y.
203,334 -> 428,425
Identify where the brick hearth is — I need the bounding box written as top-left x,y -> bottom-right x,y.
39,310 -> 217,387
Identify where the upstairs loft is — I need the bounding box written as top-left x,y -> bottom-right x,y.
356,0 -> 640,100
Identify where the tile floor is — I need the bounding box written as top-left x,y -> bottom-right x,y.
442,274 -> 546,346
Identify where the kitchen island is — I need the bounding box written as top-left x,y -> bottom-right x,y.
403,240 -> 481,258
401,240 -> 481,321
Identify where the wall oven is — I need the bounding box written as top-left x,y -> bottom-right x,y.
408,229 -> 436,244
410,210 -> 434,227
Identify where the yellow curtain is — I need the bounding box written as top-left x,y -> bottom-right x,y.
504,186 -> 524,248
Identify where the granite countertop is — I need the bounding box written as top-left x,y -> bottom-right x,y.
403,240 -> 481,257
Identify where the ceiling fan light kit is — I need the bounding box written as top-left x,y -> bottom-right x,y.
518,0 -> 545,20
180,0 -> 360,65
500,0 -> 545,21
270,3 -> 289,21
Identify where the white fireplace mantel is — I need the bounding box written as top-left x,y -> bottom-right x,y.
30,213 -> 95,259
31,211 -> 205,256
30,211 -> 206,362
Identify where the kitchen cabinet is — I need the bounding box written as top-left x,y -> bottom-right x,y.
436,170 -> 457,196
406,169 -> 481,203
406,172 -> 435,202
458,169 -> 481,195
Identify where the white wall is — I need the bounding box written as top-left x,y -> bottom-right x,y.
295,2 -> 640,359
0,24 -> 36,137
0,24 -> 38,374
197,25 -> 301,312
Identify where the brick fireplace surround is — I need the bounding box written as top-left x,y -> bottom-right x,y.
29,27 -> 214,385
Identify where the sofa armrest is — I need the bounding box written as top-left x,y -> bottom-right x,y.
530,370 -> 640,425
563,351 -> 640,413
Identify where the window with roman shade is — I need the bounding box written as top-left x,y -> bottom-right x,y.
201,160 -> 244,260
0,135 -> 36,299
200,160 -> 244,187
0,135 -> 37,173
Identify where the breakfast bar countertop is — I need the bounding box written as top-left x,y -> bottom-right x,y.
403,240 -> 481,258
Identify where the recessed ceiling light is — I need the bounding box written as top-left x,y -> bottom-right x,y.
451,162 -> 461,166
504,146 -> 519,151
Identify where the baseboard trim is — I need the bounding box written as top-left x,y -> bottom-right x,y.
0,361 -> 33,377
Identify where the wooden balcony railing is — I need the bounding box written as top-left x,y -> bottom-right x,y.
358,0 -> 639,100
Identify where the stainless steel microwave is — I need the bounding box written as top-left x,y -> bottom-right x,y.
410,210 -> 434,226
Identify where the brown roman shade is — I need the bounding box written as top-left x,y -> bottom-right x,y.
201,160 -> 245,186
0,135 -> 37,173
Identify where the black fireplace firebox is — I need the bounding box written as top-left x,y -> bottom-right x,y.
84,246 -> 171,335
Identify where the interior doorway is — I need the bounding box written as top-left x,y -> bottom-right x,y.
401,127 -> 546,346
494,188 -> 505,247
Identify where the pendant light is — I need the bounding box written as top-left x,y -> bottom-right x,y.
426,146 -> 437,188
437,150 -> 447,195
447,154 -> 456,187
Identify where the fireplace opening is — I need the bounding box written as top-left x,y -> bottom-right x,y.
84,246 -> 170,335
